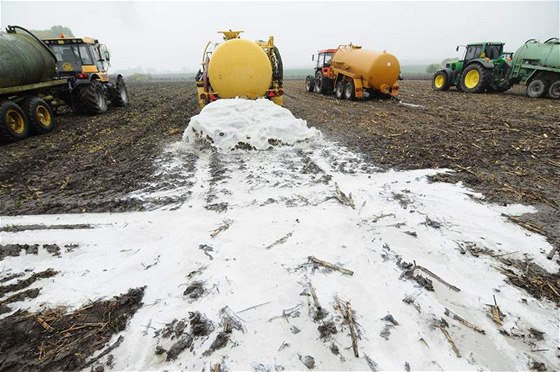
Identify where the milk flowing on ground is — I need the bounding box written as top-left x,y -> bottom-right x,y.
1,99 -> 558,371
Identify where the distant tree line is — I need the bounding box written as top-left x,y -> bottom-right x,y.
30,25 -> 74,38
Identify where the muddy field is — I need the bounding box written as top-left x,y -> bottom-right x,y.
0,80 -> 558,249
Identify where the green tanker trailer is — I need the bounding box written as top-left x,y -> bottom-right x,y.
510,38 -> 560,99
0,25 -> 69,142
433,38 -> 560,99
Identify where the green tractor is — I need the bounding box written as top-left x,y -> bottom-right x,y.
433,42 -> 512,93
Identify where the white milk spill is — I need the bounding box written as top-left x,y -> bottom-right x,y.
1,99 -> 558,371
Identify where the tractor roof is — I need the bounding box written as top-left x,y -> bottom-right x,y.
467,42 -> 505,46
318,49 -> 337,53
43,37 -> 98,45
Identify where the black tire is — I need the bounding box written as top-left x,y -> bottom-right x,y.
0,100 -> 29,142
344,80 -> 355,100
527,79 -> 546,98
432,71 -> 451,91
22,97 -> 55,134
305,75 -> 315,93
548,80 -> 560,99
272,46 -> 283,86
335,80 -> 345,99
314,71 -> 328,94
112,77 -> 128,107
77,80 -> 108,115
460,64 -> 490,93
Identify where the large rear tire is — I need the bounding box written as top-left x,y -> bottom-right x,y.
305,75 -> 315,93
112,76 -> 128,107
527,79 -> 546,98
548,80 -> 560,99
77,80 -> 108,115
460,64 -> 490,93
22,97 -> 55,134
432,71 -> 450,91
0,101 -> 29,142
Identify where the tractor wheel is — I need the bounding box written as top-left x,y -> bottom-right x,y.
526,79 -> 546,98
460,64 -> 490,93
305,75 -> 315,93
546,80 -> 560,99
112,76 -> 128,107
335,80 -> 345,99
432,71 -> 450,91
22,97 -> 55,134
0,101 -> 29,142
314,71 -> 324,94
344,80 -> 355,100
77,80 -> 108,115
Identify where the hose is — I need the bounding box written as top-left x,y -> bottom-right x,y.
6,25 -> 58,63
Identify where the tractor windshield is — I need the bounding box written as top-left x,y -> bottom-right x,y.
51,44 -> 94,65
464,45 -> 483,61
485,44 -> 503,59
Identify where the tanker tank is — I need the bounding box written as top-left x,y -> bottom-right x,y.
0,30 -> 57,89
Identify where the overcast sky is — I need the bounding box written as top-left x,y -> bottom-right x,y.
1,1 -> 559,72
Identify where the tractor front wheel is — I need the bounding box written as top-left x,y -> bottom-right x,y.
305,75 -> 315,93
527,79 -> 546,98
23,97 -> 55,134
344,80 -> 355,100
0,101 -> 29,142
432,71 -> 450,91
546,80 -> 560,99
77,80 -> 108,115
460,64 -> 490,93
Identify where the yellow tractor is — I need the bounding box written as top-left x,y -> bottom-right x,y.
195,30 -> 284,109
43,35 -> 128,115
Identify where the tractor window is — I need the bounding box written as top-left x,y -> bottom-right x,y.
316,53 -> 324,69
324,53 -> 333,65
485,45 -> 503,59
52,45 -> 80,62
78,45 -> 94,65
465,45 -> 483,60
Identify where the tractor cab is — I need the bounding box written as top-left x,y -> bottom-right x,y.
43,36 -> 111,83
313,49 -> 336,69
458,42 -> 505,62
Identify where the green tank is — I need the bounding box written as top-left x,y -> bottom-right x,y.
0,30 -> 57,89
509,38 -> 560,83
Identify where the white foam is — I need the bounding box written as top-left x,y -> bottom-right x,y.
183,98 -> 321,151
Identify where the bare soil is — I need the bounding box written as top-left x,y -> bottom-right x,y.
0,80 -> 558,251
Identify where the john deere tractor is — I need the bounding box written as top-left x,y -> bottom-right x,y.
43,35 -> 128,115
432,42 -> 512,93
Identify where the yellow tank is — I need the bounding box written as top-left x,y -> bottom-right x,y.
332,46 -> 400,93
208,38 -> 272,99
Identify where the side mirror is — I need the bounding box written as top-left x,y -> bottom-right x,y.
311,54 -> 314,61
456,46 -> 459,52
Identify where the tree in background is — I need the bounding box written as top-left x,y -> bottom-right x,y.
426,63 -> 441,74
30,25 -> 74,38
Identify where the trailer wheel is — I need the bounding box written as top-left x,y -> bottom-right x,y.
335,80 -> 345,99
344,80 -> 355,100
112,76 -> 129,107
77,80 -> 108,115
460,64 -> 490,93
527,79 -> 546,98
23,97 -> 55,134
305,75 -> 315,92
0,101 -> 29,142
432,71 -> 450,91
547,80 -> 560,99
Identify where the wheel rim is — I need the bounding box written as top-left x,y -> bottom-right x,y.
35,105 -> 52,127
6,109 -> 25,134
434,75 -> 445,88
464,70 -> 480,89
120,88 -> 128,102
551,82 -> 560,97
345,84 -> 352,98
529,82 -> 544,95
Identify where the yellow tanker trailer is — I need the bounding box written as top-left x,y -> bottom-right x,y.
195,30 -> 284,109
306,44 -> 401,99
